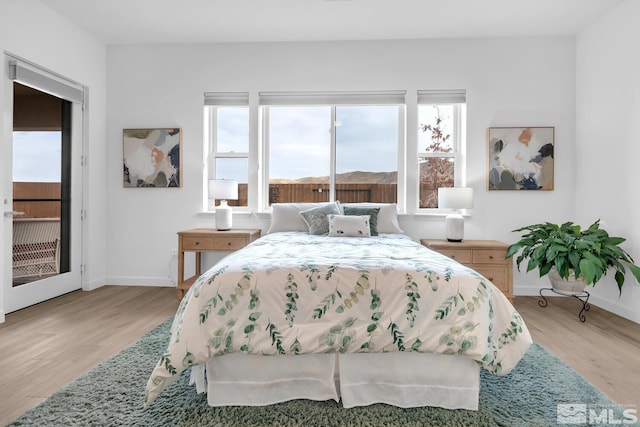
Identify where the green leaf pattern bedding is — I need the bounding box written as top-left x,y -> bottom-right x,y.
145,232 -> 532,407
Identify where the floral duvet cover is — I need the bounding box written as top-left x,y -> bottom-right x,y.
145,232 -> 532,407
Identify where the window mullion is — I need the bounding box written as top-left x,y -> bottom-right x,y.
261,106 -> 270,210
453,104 -> 463,186
330,106 -> 337,202
419,152 -> 456,158
215,152 -> 249,158
203,108 -> 213,212
208,108 -> 217,180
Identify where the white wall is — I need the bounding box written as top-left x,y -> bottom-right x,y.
0,0 -> 108,320
106,38 -> 577,292
576,0 -> 640,322
1,2 -> 636,324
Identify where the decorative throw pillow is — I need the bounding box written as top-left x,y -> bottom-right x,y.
299,202 -> 343,235
343,206 -> 380,236
342,203 -> 403,234
269,202 -> 337,233
327,214 -> 371,237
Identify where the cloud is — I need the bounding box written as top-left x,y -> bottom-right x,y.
268,106 -> 398,180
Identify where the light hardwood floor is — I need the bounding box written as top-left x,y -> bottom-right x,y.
514,295 -> 640,408
0,286 -> 179,425
0,287 -> 638,425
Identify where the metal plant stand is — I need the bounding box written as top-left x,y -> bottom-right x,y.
538,288 -> 591,322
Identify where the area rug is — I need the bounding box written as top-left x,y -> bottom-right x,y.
8,317 -> 626,427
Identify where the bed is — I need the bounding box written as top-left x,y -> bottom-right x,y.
145,202 -> 532,410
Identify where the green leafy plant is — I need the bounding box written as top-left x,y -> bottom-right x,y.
506,220 -> 640,296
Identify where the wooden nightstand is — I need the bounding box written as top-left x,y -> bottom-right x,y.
176,228 -> 261,299
420,239 -> 513,302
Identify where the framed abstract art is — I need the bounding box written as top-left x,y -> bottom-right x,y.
123,128 -> 181,188
487,126 -> 554,191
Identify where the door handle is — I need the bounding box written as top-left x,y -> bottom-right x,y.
4,211 -> 25,218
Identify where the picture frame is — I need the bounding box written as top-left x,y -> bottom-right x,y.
487,126 -> 554,191
123,128 -> 181,188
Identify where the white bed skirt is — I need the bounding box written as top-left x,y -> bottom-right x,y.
190,352 -> 480,410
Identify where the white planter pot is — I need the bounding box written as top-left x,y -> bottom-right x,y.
548,267 -> 587,295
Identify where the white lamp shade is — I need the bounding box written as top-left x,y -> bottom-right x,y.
438,187 -> 474,209
208,179 -> 238,200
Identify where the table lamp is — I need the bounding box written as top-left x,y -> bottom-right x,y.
208,179 -> 238,231
438,187 -> 474,242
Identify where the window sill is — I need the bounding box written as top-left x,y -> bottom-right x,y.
406,212 -> 472,221
197,211 -> 275,222
196,211 -> 470,221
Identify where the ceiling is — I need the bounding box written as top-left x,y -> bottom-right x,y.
41,0 -> 623,45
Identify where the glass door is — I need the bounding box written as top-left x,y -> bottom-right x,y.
3,75 -> 83,313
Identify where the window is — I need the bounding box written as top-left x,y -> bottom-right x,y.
266,106 -> 331,204
417,90 -> 466,209
261,91 -> 404,207
203,90 -> 466,214
204,92 -> 249,208
335,106 -> 399,204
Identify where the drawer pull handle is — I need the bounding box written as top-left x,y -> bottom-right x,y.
195,241 -> 200,245
489,255 -> 494,259
488,277 -> 494,281
227,242 -> 231,246
451,255 -> 456,259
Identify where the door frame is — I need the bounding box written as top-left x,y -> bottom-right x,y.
1,55 -> 86,316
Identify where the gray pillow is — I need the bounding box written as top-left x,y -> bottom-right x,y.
299,202 -> 343,235
343,206 -> 380,236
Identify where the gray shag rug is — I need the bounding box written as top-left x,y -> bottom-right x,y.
8,317 -> 623,427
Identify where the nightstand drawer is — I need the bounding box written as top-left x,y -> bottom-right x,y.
474,266 -> 508,291
439,249 -> 472,264
183,236 -> 246,250
212,237 -> 248,250
182,236 -> 216,250
473,250 -> 509,265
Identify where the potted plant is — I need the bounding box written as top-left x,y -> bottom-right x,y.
506,219 -> 640,296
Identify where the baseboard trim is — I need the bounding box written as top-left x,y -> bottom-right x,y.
105,276 -> 175,287
83,276 -> 107,292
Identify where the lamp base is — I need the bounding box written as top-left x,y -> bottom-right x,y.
215,200 -> 232,231
445,213 -> 464,242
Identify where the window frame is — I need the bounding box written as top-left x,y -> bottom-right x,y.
203,92 -> 250,211
203,90 -> 467,216
416,90 -> 467,212
259,91 -> 406,211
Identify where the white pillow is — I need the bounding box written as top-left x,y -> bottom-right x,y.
268,202 -> 341,234
342,203 -> 403,234
328,214 -> 371,237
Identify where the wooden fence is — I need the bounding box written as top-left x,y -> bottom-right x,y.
226,183 -> 397,206
13,182 -> 60,218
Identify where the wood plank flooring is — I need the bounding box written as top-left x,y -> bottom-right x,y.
0,287 -> 638,425
514,295 -> 640,408
0,286 -> 178,425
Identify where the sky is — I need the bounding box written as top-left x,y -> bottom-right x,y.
215,105 -> 403,182
12,131 -> 61,182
